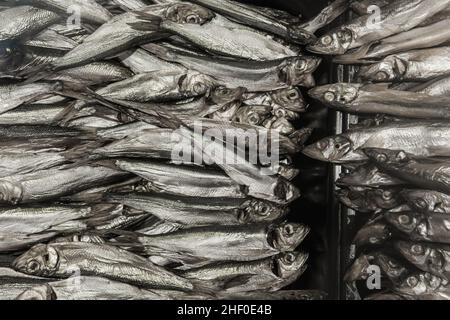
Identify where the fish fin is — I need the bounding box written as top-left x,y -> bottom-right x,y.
127,13 -> 162,32
222,275 -> 257,290
333,43 -> 379,65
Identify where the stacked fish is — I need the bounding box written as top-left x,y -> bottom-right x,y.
303,0 -> 450,300
0,0 -> 332,300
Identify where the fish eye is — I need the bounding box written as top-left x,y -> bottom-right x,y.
248,114 -> 260,125
375,71 -> 388,81
284,224 -> 295,236
259,205 -> 270,216
415,199 -> 428,209
407,276 -> 419,288
192,82 -> 207,94
321,35 -> 332,45
274,108 -> 286,118
376,154 -> 387,163
283,253 -> 296,264
0,46 -> 13,59
296,59 -> 307,71
288,90 -> 299,100
396,151 -> 407,161
324,91 -> 335,102
398,214 -> 410,225
27,260 -> 40,273
411,244 -> 424,255
382,190 -> 393,200
185,14 -> 200,24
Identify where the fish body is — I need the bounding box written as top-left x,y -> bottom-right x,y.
402,190 -> 450,214
336,187 -> 402,213
303,121 -> 450,163
395,271 -> 450,300
337,164 -> 404,188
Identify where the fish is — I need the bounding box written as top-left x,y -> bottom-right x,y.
0,5 -> 61,42
336,187 -> 403,213
25,28 -> 78,51
112,0 -> 149,11
337,164 -> 404,188
0,267 -> 48,300
243,87 -> 307,114
412,76 -> 450,96
232,105 -> 272,127
309,83 -> 450,119
0,204 -> 122,252
142,43 -> 321,91
334,19 -> 450,64
114,159 -> 247,199
156,9 -> 300,61
385,211 -> 450,244
15,0 -> 113,25
0,103 -> 66,125
186,0 -> 308,44
353,219 -> 392,248
358,47 -> 450,82
120,222 -> 309,265
15,276 -> 211,300
262,116 -> 296,136
12,242 -> 196,291
308,0 -> 450,55
0,164 -> 130,204
107,193 -> 288,226
364,148 -> 450,195
396,242 -> 450,281
401,190 -> 450,214
178,251 -> 308,292
295,0 -> 348,44
119,48 -> 186,74
303,121 -> 450,164
395,271 -> 450,300
96,70 -> 216,103
0,81 -> 63,115
0,124 -> 95,139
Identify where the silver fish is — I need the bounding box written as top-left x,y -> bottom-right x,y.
0,268 -> 48,300
336,187 -> 403,213
243,87 -> 307,114
395,271 -> 450,300
107,193 -> 288,226
308,0 -> 450,55
0,81 -> 62,115
303,121 -> 450,163
337,164 -> 404,188
0,103 -> 66,125
125,222 -> 309,264
0,5 -> 61,41
15,0 -> 112,25
26,28 -> 78,51
359,47 -> 450,82
401,190 -> 450,214
0,164 -> 130,204
158,10 -> 300,61
309,83 -> 450,120
179,251 -> 308,293
12,242 -> 196,291
364,148 -> 450,195
119,48 -> 186,74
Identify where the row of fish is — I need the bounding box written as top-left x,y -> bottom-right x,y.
0,0 -> 336,300
302,0 -> 450,300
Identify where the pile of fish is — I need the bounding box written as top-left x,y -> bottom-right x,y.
0,0 -> 337,300
303,0 -> 450,300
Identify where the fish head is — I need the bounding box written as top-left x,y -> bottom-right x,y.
0,180 -> 23,204
233,105 -> 272,126
274,179 -> 301,204
280,57 -> 321,87
271,222 -> 310,251
309,83 -> 360,108
164,3 -> 215,25
396,242 -> 444,275
209,86 -> 246,105
275,251 -> 308,278
270,87 -> 306,113
384,211 -> 424,236
0,40 -> 24,72
344,254 -> 374,282
363,148 -> 410,165
398,272 -> 443,296
12,244 -> 60,277
402,190 -> 447,214
276,164 -> 300,181
210,100 -> 241,120
337,164 -> 388,187
287,25 -> 317,45
179,71 -> 216,97
271,105 -> 301,121
336,188 -> 375,213
307,28 -> 353,55
263,116 -> 295,135
238,199 -> 288,224
376,253 -> 409,283
369,188 -> 402,211
358,57 -> 406,82
353,222 -> 391,247
16,284 -> 56,300
302,135 -> 354,163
